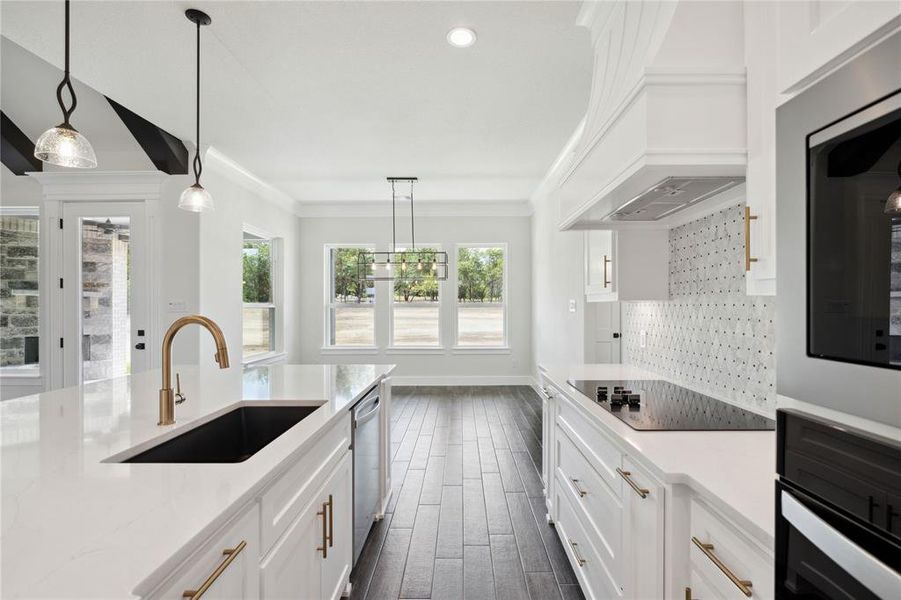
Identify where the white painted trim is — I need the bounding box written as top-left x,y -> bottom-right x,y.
297,200 -> 533,219
453,243 -> 509,348
391,375 -> 533,386
242,351 -> 287,366
451,346 -> 512,355
385,347 -> 446,355
204,147 -> 300,216
319,346 -> 380,355
0,206 -> 39,216
27,171 -> 167,201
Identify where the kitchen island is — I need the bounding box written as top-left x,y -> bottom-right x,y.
0,363 -> 394,599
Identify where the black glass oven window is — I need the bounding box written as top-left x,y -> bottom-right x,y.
808,97 -> 901,370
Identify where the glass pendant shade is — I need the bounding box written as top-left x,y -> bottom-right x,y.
886,187 -> 901,215
178,183 -> 214,212
34,123 -> 97,168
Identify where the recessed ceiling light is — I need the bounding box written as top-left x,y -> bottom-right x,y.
446,27 -> 476,48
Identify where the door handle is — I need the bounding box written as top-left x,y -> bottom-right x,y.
612,332 -> 620,339
134,342 -> 146,350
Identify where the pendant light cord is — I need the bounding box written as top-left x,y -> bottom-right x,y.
55,0 -> 77,126
193,19 -> 203,185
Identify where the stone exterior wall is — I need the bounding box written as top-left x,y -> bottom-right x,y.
1,216 -> 40,368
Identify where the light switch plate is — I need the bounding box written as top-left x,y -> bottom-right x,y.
568,299 -> 577,313
167,300 -> 187,313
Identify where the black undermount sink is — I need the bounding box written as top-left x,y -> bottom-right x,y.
123,406 -> 317,463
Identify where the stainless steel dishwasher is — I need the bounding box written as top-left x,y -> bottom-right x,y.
352,384 -> 380,565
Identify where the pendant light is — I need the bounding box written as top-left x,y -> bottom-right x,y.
884,161 -> 901,216
33,0 -> 97,169
179,9 -> 214,212
358,177 -> 449,283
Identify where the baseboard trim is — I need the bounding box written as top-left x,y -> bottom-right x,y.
391,375 -> 534,386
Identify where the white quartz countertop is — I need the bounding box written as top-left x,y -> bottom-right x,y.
541,363 -> 776,545
0,363 -> 394,599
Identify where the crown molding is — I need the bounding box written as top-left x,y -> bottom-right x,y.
27,170 -> 167,200
297,199 -> 533,219
204,147 -> 301,216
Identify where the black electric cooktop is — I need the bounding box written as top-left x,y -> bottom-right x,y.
566,379 -> 775,431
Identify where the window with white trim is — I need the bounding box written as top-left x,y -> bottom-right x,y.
0,208 -> 40,374
455,245 -> 507,347
326,246 -> 375,346
391,246 -> 442,347
242,230 -> 280,360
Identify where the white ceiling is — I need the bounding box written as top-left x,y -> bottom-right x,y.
1,1 -> 592,204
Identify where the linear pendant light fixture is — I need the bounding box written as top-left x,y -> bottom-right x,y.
179,9 -> 214,212
33,0 -> 97,169
358,177 -> 449,282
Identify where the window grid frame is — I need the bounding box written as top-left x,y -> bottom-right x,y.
454,243 -> 509,349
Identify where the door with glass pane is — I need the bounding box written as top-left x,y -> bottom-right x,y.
62,202 -> 148,386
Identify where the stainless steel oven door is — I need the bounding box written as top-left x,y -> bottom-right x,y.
776,483 -> 901,599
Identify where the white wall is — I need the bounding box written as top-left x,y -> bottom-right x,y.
197,151 -> 302,367
297,214 -> 532,384
529,187 -> 586,376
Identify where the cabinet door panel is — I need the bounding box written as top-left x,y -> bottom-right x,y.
621,457 -> 664,600
260,496 -> 324,600
321,453 -> 353,600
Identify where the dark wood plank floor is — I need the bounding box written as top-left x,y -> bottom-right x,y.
351,386 -> 584,600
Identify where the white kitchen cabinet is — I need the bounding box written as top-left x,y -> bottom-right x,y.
585,229 -> 669,302
147,505 -> 261,600
261,451 -> 353,600
620,456 -> 665,600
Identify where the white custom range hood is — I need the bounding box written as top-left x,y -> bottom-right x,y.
555,1 -> 748,229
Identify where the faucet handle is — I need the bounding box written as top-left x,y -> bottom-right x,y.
175,372 -> 186,405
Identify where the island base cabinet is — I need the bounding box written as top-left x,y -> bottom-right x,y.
620,456 -> 665,600
261,451 -> 352,600
146,505 -> 261,600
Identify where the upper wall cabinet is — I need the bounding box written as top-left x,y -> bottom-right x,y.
585,229 -> 669,302
555,1 -> 748,231
777,0 -> 901,95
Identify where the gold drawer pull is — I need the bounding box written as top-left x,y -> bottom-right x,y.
603,254 -> 611,288
317,501 -> 328,558
327,494 -> 334,547
744,206 -> 758,272
182,540 -> 246,599
691,536 -> 753,597
616,468 -> 649,498
571,478 -> 588,497
684,587 -> 695,600
568,539 -> 587,567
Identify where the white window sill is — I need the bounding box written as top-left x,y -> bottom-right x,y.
385,346 -> 445,355
451,346 -> 511,355
320,346 -> 380,355
242,351 -> 287,366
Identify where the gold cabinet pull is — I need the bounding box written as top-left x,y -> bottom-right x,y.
684,587 -> 694,600
616,468 -> 649,498
571,478 -> 588,497
603,254 -> 612,288
568,539 -> 587,566
691,537 -> 753,597
317,502 -> 328,558
327,494 -> 334,547
182,540 -> 246,599
744,206 -> 758,272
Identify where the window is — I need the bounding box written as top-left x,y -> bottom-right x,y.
391,247 -> 441,347
456,245 -> 506,347
327,246 -> 375,346
242,231 -> 278,360
1,209 -> 40,374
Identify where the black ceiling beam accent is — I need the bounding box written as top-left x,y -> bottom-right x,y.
105,96 -> 189,175
1,111 -> 42,175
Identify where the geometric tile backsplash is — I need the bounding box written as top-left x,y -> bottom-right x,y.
621,203 -> 777,415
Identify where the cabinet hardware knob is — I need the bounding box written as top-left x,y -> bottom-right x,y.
182,540 -> 246,599
691,536 -> 752,597
571,478 -> 588,497
744,206 -> 758,272
317,502 -> 329,558
616,468 -> 649,498
568,539 -> 587,566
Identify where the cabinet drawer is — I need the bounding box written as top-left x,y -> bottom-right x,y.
554,474 -> 622,600
555,422 -> 623,573
555,391 -> 622,496
260,416 -> 351,552
146,505 -> 260,600
690,499 -> 773,600
688,564 -> 727,600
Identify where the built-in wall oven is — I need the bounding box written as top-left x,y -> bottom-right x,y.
776,409 -> 901,598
